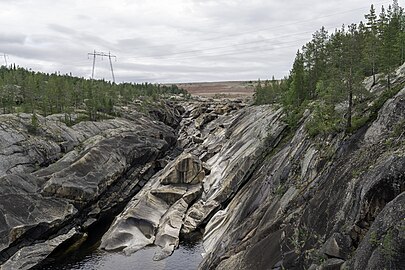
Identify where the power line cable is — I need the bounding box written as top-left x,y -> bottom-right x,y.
143,38 -> 310,62
122,1 -> 390,52
124,2 -> 390,61
85,1 -> 391,81
129,27 -> 331,60
143,40 -> 310,63
127,25 -> 340,62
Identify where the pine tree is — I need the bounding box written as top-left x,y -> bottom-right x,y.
311,26 -> 329,98
343,24 -> 364,132
289,51 -> 306,105
364,4 -> 379,85
379,3 -> 402,89
378,5 -> 392,88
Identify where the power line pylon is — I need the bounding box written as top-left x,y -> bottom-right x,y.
107,52 -> 117,84
87,50 -> 117,83
88,50 -> 104,80
2,53 -> 8,67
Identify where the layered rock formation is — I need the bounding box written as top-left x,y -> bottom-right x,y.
0,103 -> 181,269
199,85 -> 405,269
100,99 -> 286,261
0,69 -> 404,270
100,153 -> 204,260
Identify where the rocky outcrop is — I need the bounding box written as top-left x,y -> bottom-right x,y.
100,152 -> 204,260
199,81 -> 405,269
36,113 -> 177,205
114,99 -> 185,129
41,128 -> 174,203
0,113 -> 77,177
0,174 -> 76,252
100,98 -> 287,262
1,74 -> 404,270
346,192 -> 405,270
160,153 -> 205,185
0,228 -> 77,270
0,103 -> 182,269
181,105 -> 286,234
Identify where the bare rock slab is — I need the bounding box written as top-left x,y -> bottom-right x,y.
0,174 -> 76,253
153,198 -> 188,261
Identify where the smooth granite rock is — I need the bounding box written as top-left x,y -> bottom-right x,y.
100,151 -> 206,257
199,74 -> 405,270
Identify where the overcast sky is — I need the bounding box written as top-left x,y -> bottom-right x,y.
0,0 -> 397,83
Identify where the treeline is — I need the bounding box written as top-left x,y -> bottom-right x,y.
0,65 -> 187,121
255,1 -> 405,135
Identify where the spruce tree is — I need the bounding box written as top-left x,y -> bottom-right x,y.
364,4 -> 379,86
289,51 -> 306,105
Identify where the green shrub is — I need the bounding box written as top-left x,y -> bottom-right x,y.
305,103 -> 343,137
27,113 -> 39,135
350,115 -> 370,132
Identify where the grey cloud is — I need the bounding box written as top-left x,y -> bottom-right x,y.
76,14 -> 92,21
114,38 -> 179,56
48,24 -> 77,35
2,41 -> 87,64
0,33 -> 26,45
0,0 -> 375,83
47,24 -> 117,52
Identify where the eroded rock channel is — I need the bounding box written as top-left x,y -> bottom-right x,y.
0,97 -> 285,269
0,71 -> 405,270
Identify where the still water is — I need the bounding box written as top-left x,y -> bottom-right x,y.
35,201 -> 204,270
40,239 -> 204,270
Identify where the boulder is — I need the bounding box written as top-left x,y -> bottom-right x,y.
160,153 -> 205,185
321,232 -> 352,260
153,199 -> 188,260
100,192 -> 168,254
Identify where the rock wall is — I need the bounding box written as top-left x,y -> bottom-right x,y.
0,76 -> 404,270
0,102 -> 182,269
100,98 -> 287,262
199,85 -> 405,269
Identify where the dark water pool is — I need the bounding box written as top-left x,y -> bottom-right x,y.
33,194 -> 204,270
40,240 -> 203,270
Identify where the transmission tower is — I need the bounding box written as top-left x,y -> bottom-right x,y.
107,52 -> 117,83
2,53 -> 8,67
88,50 -> 104,80
87,50 -> 117,83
